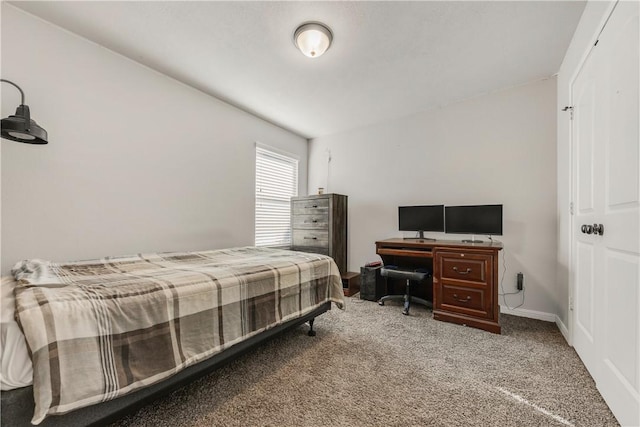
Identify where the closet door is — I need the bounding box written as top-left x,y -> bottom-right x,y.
572,2 -> 639,425
572,35 -> 601,386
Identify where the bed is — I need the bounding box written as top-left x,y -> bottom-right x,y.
1,246 -> 345,426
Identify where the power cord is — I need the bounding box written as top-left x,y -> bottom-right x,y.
498,248 -> 525,309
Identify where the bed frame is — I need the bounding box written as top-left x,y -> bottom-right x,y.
1,302 -> 331,426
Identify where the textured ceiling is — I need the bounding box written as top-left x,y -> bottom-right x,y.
11,1 -> 586,139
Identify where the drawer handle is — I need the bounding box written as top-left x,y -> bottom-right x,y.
453,294 -> 472,303
453,267 -> 472,275
304,219 -> 319,223
303,236 -> 318,240
305,205 -> 319,209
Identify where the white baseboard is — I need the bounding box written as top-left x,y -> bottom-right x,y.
499,305 -> 556,322
499,306 -> 572,344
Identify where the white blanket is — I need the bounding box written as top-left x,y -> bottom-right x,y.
1,276 -> 33,390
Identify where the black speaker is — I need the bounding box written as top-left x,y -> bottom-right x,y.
360,266 -> 384,301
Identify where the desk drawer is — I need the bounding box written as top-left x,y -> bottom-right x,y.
292,214 -> 328,230
292,230 -> 329,248
292,199 -> 329,216
439,252 -> 491,284
441,283 -> 491,318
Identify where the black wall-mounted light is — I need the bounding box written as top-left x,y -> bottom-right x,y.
1,79 -> 48,144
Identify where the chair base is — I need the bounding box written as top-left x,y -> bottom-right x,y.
378,294 -> 432,315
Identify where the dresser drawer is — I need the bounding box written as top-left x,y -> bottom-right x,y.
292,214 -> 328,230
292,230 -> 329,248
441,283 -> 492,318
291,246 -> 330,256
439,252 -> 491,284
292,198 -> 329,215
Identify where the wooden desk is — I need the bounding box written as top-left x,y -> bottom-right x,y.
376,238 -> 503,334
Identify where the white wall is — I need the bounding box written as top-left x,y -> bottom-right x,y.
309,78 -> 558,317
0,5 -> 307,274
556,1 -> 616,337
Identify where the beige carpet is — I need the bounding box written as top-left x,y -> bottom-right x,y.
112,296 -> 618,427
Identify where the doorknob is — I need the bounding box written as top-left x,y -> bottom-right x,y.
581,224 -> 593,234
592,223 -> 604,235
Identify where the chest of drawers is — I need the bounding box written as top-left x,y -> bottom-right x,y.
290,194 -> 347,274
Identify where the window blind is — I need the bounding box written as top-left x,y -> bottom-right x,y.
255,146 -> 298,247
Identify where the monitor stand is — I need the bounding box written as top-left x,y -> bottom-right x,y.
403,231 -> 436,241
461,235 -> 483,243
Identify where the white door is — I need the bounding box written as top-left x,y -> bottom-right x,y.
572,2 -> 639,426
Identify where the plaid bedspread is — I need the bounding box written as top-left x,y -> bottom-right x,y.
12,247 -> 345,424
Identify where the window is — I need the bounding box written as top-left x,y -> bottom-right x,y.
255,146 -> 298,247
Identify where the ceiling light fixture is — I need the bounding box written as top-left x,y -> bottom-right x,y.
294,22 -> 333,58
1,79 -> 48,144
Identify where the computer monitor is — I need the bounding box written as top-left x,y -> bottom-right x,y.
398,205 -> 445,240
445,204 -> 503,242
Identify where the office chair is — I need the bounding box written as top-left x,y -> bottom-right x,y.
378,266 -> 432,315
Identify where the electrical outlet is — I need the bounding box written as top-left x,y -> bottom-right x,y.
517,272 -> 524,290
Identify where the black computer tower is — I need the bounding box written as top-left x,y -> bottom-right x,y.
360,266 -> 384,301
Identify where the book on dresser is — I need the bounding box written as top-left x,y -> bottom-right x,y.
290,193 -> 347,274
